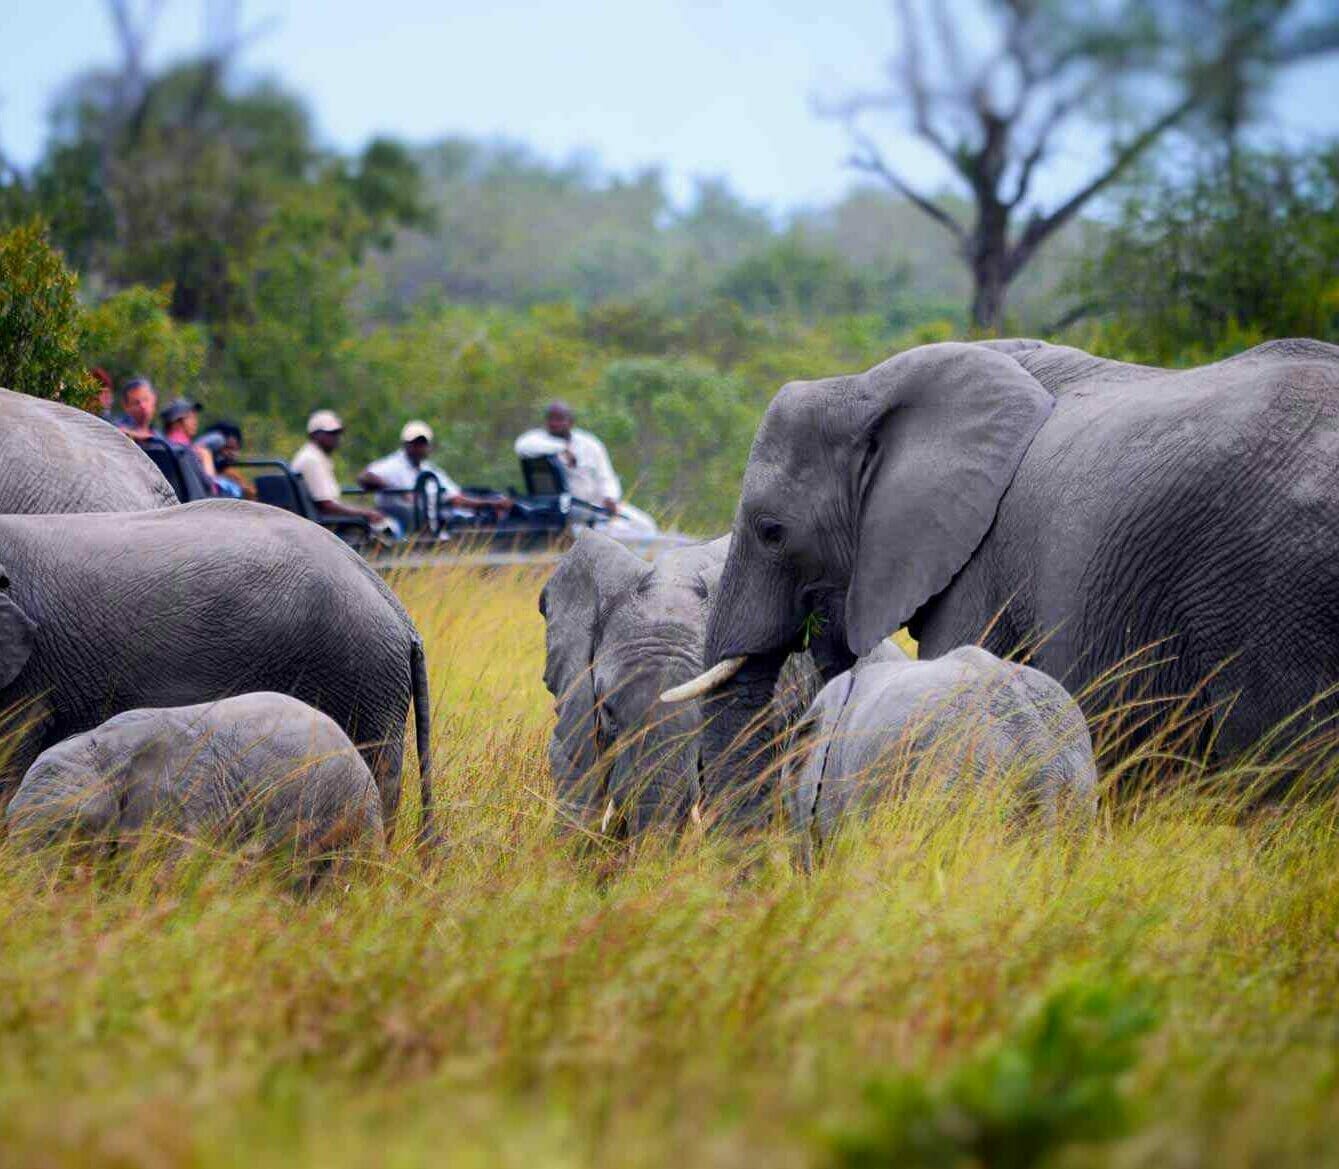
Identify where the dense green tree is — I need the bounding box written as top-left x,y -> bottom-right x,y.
81,284 -> 208,394
586,358 -> 760,520
0,218 -> 94,407
1067,146 -> 1339,362
715,232 -> 907,320
28,60 -> 426,331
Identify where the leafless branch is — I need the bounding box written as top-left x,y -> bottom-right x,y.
929,0 -> 966,79
1010,94 -> 1198,269
1270,19 -> 1339,64
847,127 -> 969,251
1006,72 -> 1107,208
893,0 -> 961,164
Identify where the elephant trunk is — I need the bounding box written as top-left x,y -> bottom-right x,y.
699,648 -> 790,830
605,709 -> 702,835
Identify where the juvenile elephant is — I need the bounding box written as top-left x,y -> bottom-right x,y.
783,646 -> 1096,857
0,500 -> 432,835
0,387 -> 176,514
670,338 -> 1339,815
7,693 -> 384,871
540,529 -> 816,834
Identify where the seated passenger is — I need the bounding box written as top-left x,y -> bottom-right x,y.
161,396 -> 218,482
292,410 -> 396,536
199,420 -> 255,500
357,420 -> 511,535
117,376 -> 162,441
515,401 -> 656,534
91,367 -> 123,425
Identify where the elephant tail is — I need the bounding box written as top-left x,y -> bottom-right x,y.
410,639 -> 435,846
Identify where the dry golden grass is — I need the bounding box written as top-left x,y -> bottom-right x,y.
0,564 -> 1337,1168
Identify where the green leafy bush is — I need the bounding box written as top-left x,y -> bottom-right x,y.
1067,147 -> 1339,363
0,218 -> 94,407
587,357 -> 760,530
81,284 -> 208,395
826,978 -> 1158,1169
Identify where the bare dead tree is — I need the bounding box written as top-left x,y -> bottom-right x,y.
106,0 -> 167,119
821,0 -> 1339,330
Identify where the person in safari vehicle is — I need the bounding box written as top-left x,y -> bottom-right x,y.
514,401 -> 656,534
358,420 -> 511,536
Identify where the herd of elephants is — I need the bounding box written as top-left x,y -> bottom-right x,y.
1,336 -> 1337,877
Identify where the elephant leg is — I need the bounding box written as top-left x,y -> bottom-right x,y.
362,731 -> 406,837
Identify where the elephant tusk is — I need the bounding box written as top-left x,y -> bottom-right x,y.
601,798 -> 616,833
660,656 -> 747,704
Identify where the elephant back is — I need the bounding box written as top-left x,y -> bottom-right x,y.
0,388 -> 177,514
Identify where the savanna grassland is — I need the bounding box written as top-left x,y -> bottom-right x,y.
1,564 -> 1337,1169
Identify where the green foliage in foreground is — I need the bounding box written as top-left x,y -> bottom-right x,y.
0,218 -> 94,407
828,980 -> 1158,1169
1,566 -> 1337,1168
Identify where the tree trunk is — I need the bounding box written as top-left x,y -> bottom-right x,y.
968,199 -> 1011,332
970,272 -> 1008,332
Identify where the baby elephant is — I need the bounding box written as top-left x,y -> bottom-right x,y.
7,693 -> 385,875
783,646 -> 1096,854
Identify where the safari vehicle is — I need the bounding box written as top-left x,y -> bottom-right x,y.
138,438 -> 628,557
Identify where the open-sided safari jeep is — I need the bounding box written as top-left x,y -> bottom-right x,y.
233,452 -> 614,552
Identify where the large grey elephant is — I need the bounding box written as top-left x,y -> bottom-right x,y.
670,338 -> 1339,815
8,693 -> 385,876
783,645 -> 1096,860
0,387 -> 177,513
0,500 -> 432,835
540,529 -> 816,834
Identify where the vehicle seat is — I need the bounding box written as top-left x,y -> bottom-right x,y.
520,454 -> 569,497
252,466 -> 371,542
136,436 -> 213,502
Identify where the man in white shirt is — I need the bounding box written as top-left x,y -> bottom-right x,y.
358,420 -> 509,534
514,401 -> 656,534
291,410 -> 395,534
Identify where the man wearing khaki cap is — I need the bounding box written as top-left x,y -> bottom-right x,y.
292,409 -> 394,533
358,420 -> 509,535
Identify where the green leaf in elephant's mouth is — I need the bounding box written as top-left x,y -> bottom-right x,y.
800,610 -> 826,650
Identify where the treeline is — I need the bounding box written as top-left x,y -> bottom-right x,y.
367,139 -> 1088,327
2,53 -> 1337,533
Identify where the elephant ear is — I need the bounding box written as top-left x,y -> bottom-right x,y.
846,343 -> 1053,656
0,568 -> 36,689
539,529 -> 647,801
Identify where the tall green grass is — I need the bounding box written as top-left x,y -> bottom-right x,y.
1,565 -> 1337,1168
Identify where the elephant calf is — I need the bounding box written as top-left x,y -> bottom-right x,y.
783,647 -> 1096,853
7,693 -> 385,874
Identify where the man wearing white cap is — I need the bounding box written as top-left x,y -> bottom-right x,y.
358,420 -> 509,535
292,409 -> 394,533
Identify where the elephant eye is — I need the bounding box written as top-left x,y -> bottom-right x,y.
756,517 -> 786,547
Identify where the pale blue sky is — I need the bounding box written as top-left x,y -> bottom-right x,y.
3,0 -> 1337,213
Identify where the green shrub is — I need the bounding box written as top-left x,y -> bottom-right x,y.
588,357 -> 759,531
1066,147 -> 1339,363
81,284 -> 209,395
0,218 -> 94,407
826,978 -> 1158,1169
